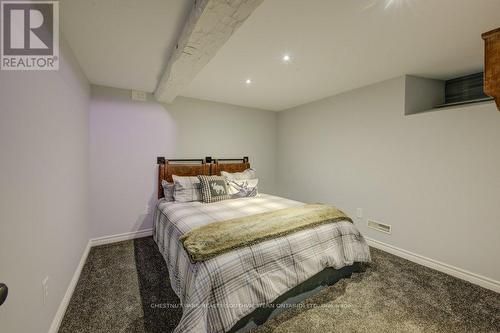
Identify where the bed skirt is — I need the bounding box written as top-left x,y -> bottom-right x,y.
229,263 -> 362,333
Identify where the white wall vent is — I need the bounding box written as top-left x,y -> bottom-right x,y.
367,220 -> 391,234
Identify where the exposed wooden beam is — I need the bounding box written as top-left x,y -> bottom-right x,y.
154,0 -> 264,103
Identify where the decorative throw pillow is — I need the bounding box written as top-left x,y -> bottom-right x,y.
198,175 -> 230,203
227,178 -> 259,198
221,168 -> 258,196
220,168 -> 257,181
172,175 -> 202,202
161,180 -> 175,202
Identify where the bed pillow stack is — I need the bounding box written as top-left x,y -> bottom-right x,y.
164,168 -> 259,203
221,168 -> 259,198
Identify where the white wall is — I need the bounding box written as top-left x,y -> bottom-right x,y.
0,39 -> 90,332
277,77 -> 500,282
89,86 -> 277,238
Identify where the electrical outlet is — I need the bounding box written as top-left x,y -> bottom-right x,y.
42,276 -> 49,305
131,90 -> 147,102
142,205 -> 153,215
356,208 -> 363,218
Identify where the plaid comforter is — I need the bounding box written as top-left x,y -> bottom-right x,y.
153,194 -> 371,333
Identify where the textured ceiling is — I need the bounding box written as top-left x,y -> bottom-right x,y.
61,0 -> 500,111
181,0 -> 500,111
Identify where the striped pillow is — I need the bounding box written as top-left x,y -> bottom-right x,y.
172,175 -> 202,202
198,175 -> 230,203
161,180 -> 175,202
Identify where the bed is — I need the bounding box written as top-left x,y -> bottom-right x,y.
153,157 -> 371,333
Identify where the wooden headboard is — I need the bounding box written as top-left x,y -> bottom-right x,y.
157,156 -> 250,199
211,157 -> 250,176
157,158 -> 210,199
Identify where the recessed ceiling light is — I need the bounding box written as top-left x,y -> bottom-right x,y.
245,78 -> 252,84
282,54 -> 291,62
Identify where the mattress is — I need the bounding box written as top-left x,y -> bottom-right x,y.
153,194 -> 371,333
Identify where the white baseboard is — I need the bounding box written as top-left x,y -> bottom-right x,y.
90,228 -> 153,247
365,237 -> 500,293
48,228 -> 153,333
48,240 -> 91,333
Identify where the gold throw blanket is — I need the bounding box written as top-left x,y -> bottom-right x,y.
180,204 -> 353,262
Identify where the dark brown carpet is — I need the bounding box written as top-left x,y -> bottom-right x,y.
59,237 -> 500,333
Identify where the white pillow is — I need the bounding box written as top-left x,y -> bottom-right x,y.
220,168 -> 257,181
221,168 -> 258,197
227,178 -> 259,198
161,180 -> 174,202
172,175 -> 202,202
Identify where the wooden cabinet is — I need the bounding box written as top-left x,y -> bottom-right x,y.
482,28 -> 500,111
